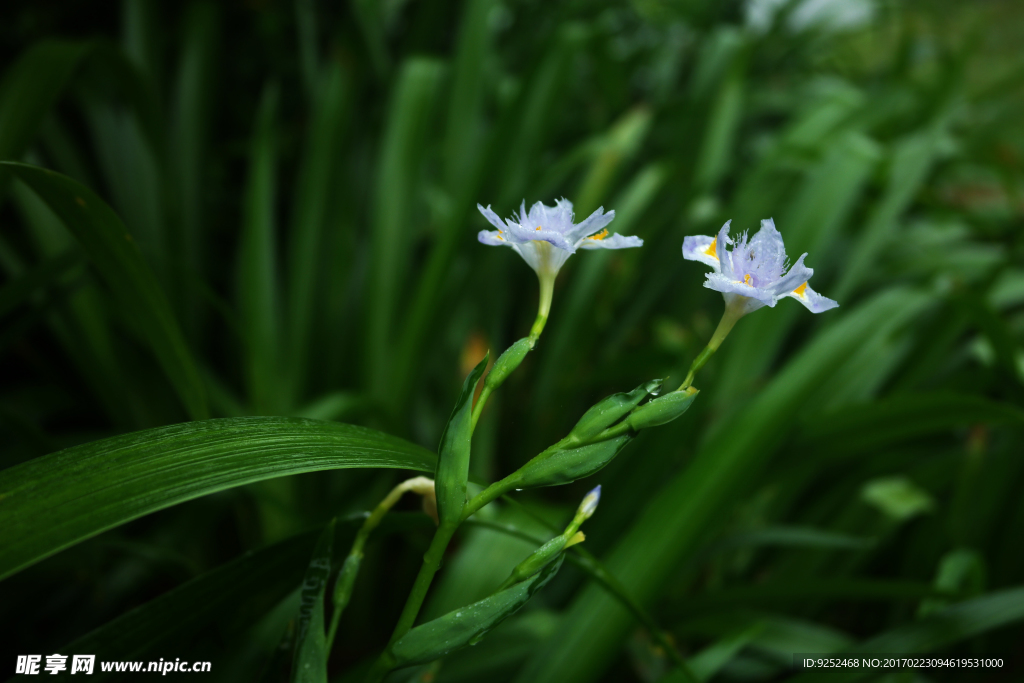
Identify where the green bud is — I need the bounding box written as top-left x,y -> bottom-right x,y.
512,434 -> 631,489
568,379 -> 661,443
485,338 -> 532,391
626,387 -> 699,430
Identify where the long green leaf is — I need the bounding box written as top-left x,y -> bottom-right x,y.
170,1 -> 220,339
238,84 -> 283,414
366,58 -> 445,403
834,124 -> 948,300
0,417 -> 435,581
1,161 -> 208,419
285,61 -> 350,405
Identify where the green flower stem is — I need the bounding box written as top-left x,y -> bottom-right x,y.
460,472 -> 524,521
388,522 -> 457,638
528,270 -> 555,343
678,297 -> 746,390
469,384 -> 493,433
365,521 -> 459,682
458,431 -> 585,522
470,272 -> 553,434
328,478 -> 435,654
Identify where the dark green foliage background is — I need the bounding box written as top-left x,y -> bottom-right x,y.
1,0 -> 1023,680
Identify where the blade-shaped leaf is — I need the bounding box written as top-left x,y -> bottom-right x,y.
435,355 -> 489,525
366,58 -> 445,404
238,83 -> 283,415
285,61 -> 350,405
0,417 -> 435,580
1,161 -> 208,419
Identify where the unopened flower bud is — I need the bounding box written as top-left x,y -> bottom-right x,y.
578,485 -> 601,520
626,387 -> 699,430
485,338 -> 533,390
568,380 -> 661,443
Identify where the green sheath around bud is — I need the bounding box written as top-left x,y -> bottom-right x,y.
485,337 -> 533,390
512,434 -> 631,489
435,355 -> 489,525
499,536 -> 567,589
626,386 -> 699,430
568,379 -> 661,442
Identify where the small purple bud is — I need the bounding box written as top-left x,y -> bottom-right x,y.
579,485 -> 601,519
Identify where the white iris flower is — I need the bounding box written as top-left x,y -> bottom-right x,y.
478,199 -> 643,340
683,218 -> 838,315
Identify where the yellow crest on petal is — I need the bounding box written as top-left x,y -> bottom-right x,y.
704,237 -> 718,258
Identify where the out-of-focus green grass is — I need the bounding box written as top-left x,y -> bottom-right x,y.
0,0 -> 1022,681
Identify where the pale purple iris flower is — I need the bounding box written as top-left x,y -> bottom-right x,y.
682,218 -> 838,315
477,199 -> 642,277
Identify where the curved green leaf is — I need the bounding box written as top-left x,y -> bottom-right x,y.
0,417 -> 435,581
1,161 -> 208,419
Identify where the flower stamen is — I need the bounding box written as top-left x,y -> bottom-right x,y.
704,238 -> 718,258
793,282 -> 808,297
588,229 -> 609,241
